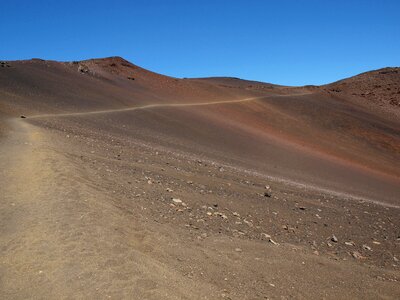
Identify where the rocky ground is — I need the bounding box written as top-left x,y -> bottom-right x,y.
1,58 -> 399,299
54,117 -> 399,270
1,113 -> 397,299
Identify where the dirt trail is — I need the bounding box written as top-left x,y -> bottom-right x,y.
0,119 -> 218,299
1,118 -> 399,299
1,58 -> 399,299
27,94 -> 312,119
25,93 -> 400,208
24,93 -> 400,209
20,92 -> 400,209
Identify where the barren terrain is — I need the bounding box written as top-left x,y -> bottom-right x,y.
0,57 -> 399,299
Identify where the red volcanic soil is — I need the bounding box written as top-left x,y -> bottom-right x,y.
0,57 -> 399,299
324,67 -> 400,118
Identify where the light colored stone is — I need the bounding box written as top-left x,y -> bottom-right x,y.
172,198 -> 182,204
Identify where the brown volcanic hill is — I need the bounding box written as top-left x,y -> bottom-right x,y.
0,57 -> 400,299
0,56 -> 267,117
0,57 -> 399,199
324,67 -> 400,118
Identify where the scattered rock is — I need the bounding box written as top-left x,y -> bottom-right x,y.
352,251 -> 365,260
331,235 -> 338,243
263,191 -> 272,198
269,238 -> 279,245
20,115 -> 26,119
78,64 -> 89,74
362,244 -> 372,251
243,219 -> 253,227
214,212 -> 228,219
235,248 -> 242,252
261,233 -> 271,239
263,185 -> 272,197
0,61 -> 11,67
344,241 -> 355,246
172,198 -> 182,204
261,233 -> 278,245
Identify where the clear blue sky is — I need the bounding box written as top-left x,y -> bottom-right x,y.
1,0 -> 399,86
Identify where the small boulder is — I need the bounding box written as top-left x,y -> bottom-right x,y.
362,244 -> 372,251
352,251 -> 365,260
78,65 -> 89,74
172,198 -> 182,204
264,191 -> 272,198
269,238 -> 279,245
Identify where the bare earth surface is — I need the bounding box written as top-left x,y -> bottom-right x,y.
0,58 -> 399,299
